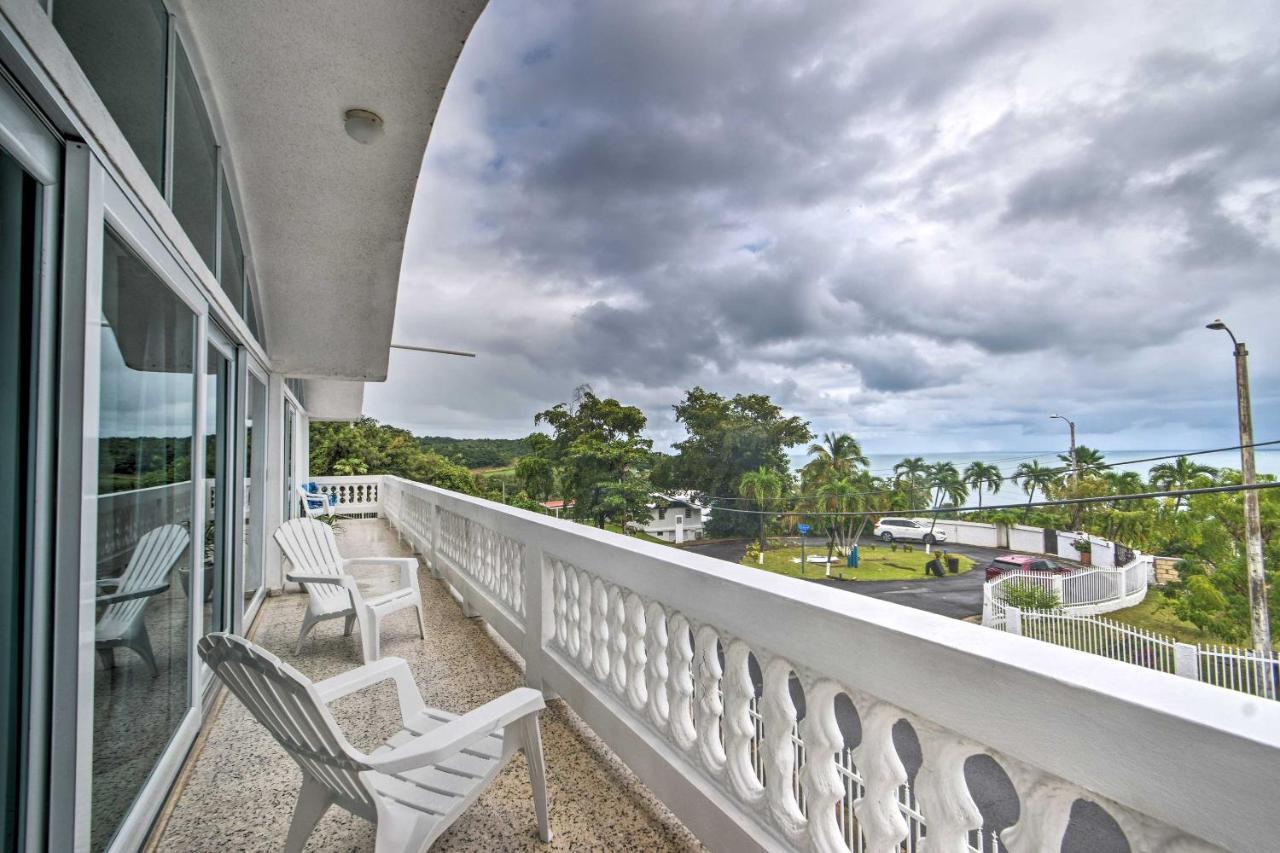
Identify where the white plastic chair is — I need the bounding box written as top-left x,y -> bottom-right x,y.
274,517 -> 426,661
298,484 -> 335,520
96,523 -> 189,675
198,633 -> 551,852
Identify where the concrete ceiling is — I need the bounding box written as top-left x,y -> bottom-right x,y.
174,0 -> 487,383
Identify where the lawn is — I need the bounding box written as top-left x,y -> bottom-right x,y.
1104,590 -> 1280,650
604,522 -> 671,546
741,545 -> 974,581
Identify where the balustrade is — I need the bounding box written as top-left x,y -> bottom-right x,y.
341,475 -> 1274,852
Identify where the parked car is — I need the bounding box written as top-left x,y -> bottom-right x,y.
874,517 -> 947,545
984,554 -> 1069,581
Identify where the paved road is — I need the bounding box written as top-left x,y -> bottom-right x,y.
685,538 -> 1122,849
686,536 -> 1015,619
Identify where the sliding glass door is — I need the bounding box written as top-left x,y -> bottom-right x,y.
242,368 -> 268,619
203,330 -> 236,645
91,227 -> 198,851
0,80 -> 59,853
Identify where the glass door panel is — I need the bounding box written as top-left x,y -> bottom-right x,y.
242,370 -> 267,615
0,142 -> 43,853
91,228 -> 196,851
203,337 -> 235,639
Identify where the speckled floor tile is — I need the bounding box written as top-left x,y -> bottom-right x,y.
152,519 -> 704,852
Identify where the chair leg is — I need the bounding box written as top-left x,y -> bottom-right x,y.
96,647 -> 115,670
413,599 -> 426,640
359,609 -> 380,662
296,612 -> 316,656
373,799 -> 434,853
284,775 -> 333,853
129,621 -> 159,677
343,613 -> 356,637
520,716 -> 552,842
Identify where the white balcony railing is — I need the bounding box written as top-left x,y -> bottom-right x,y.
330,474 -> 1278,852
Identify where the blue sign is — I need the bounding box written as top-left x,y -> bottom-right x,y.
797,523 -> 811,534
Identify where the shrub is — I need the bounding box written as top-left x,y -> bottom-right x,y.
1000,583 -> 1061,611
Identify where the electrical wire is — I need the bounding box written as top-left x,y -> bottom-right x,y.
706,480 -> 1280,518
696,439 -> 1280,505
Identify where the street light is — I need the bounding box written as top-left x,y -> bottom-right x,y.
1206,319 -> 1270,652
1050,414 -> 1077,487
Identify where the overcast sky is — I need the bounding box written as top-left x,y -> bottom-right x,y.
366,0 -> 1280,454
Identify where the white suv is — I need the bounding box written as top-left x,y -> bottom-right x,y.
874,517 -> 947,545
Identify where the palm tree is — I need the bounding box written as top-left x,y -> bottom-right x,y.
1057,444 -> 1107,480
1149,456 -> 1219,510
1014,460 -> 1060,520
923,462 -> 967,537
893,457 -> 928,509
963,461 -> 1002,509
805,432 -> 868,482
739,466 -> 784,563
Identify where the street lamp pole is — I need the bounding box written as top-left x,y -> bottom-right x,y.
1050,414 -> 1078,487
1207,319 -> 1270,653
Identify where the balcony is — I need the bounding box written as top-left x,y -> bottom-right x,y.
157,476 -> 1280,851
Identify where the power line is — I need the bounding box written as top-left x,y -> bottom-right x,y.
699,439 -> 1280,505
707,480 -> 1280,518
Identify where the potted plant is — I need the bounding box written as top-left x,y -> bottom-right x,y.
1071,538 -> 1092,566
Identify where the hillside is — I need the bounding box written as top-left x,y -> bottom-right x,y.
417,435 -> 534,469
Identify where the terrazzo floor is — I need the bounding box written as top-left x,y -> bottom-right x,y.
152,518 -> 704,852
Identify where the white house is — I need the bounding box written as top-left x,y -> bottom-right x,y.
639,493 -> 708,543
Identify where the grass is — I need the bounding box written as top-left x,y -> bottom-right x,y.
1105,590 -> 1280,650
472,465 -> 516,477
604,522 -> 671,546
742,545 -> 974,581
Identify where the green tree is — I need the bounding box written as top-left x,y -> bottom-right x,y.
804,432 -> 868,482
893,457 -> 929,509
534,386 -> 653,530
1014,460 -> 1060,520
963,461 -> 1002,509
1150,456 -> 1219,510
514,455 -> 556,502
739,466 -> 784,562
310,417 -> 478,494
667,388 -> 811,537
1059,445 -> 1107,479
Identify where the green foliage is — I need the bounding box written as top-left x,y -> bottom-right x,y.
534,386 -> 652,530
514,455 -> 556,502
310,417 -> 478,495
666,387 -> 811,537
1000,583 -> 1062,611
739,466 -> 785,553
98,436 -> 192,493
1173,573 -> 1233,638
415,435 -> 535,469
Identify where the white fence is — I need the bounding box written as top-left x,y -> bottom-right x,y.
982,555 -> 1151,626
309,475 -> 381,515
1001,608 -> 1279,702
906,518 -> 1129,570
335,474 -> 1280,852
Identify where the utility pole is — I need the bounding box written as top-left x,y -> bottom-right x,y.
1207,320 -> 1270,653
1051,413 -> 1079,528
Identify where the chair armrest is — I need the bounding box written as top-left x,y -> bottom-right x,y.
343,556 -> 419,589
365,688 -> 545,774
96,578 -> 121,592
96,582 -> 169,607
312,656 -> 426,726
286,573 -> 352,588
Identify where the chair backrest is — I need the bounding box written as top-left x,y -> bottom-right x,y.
105,523 -> 188,624
198,633 -> 375,814
274,518 -> 350,610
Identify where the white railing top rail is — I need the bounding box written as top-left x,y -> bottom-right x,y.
376,475 -> 1280,852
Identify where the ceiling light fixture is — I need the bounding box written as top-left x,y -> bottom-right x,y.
344,108 -> 384,144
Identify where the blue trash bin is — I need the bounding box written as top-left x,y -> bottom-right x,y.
847,545 -> 859,568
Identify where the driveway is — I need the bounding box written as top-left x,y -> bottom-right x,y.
684,536 -> 1029,620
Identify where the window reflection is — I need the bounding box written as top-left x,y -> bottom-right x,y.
203,343 -> 232,636
93,229 -> 195,851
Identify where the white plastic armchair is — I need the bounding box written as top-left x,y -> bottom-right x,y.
298,484 -> 335,520
274,517 -> 426,661
95,523 -> 188,676
198,633 -> 551,852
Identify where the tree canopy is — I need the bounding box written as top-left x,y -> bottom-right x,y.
666,387 -> 811,537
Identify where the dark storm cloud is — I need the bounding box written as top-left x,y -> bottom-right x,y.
370,0 -> 1280,452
